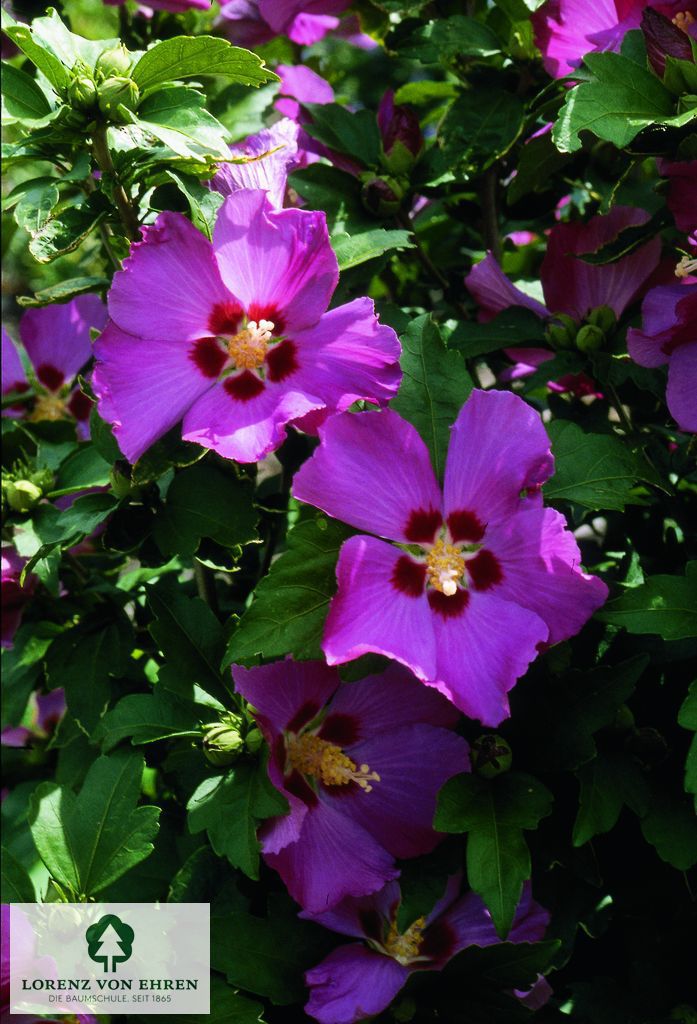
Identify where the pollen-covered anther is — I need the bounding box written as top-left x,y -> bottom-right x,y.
287,733 -> 380,792
226,319 -> 275,370
675,255 -> 697,278
426,539 -> 466,596
672,10 -> 695,30
28,393 -> 67,422
384,916 -> 426,966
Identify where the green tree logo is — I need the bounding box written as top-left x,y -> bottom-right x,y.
85,914 -> 135,972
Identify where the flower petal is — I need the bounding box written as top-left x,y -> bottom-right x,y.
483,506 -> 608,645
108,211 -> 234,342
213,189 -> 338,331
667,342 -> 697,433
431,591 -> 548,725
323,535 -> 437,681
232,660 -> 339,733
92,323 -> 214,463
465,253 -> 548,322
182,376 -> 323,462
305,944 -> 408,1024
19,296 -> 105,386
264,798 -> 399,913
210,118 -> 300,209
300,881 -> 401,938
294,410 -> 442,542
443,390 -> 554,529
335,723 -> 469,859
2,327 -> 27,394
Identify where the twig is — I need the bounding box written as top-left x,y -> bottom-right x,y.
481,165 -> 501,261
92,123 -> 140,241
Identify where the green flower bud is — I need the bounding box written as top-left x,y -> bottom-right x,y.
471,734 -> 513,778
67,75 -> 98,112
586,304 -> 616,334
95,44 -> 133,80
360,174 -> 406,216
4,480 -> 43,512
245,727 -> 264,755
575,323 -> 605,353
202,714 -> 246,767
545,313 -> 577,350
98,77 -> 140,123
109,467 -> 133,499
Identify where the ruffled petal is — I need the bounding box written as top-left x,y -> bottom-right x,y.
305,945 -> 408,1024
334,723 -> 469,859
182,376 -> 323,462
19,296 -> 105,387
627,283 -> 697,367
212,189 -> 338,332
290,298 -> 402,421
92,323 -> 215,463
232,660 -> 339,732
293,411 -> 442,542
323,536 -> 437,681
541,207 -> 661,320
532,0 -> 630,77
431,591 -> 548,725
443,390 -> 554,529
210,118 -> 299,210
264,798 -> 399,913
483,506 -> 608,645
108,212 -> 234,342
465,253 -> 548,322
300,881 -> 401,938
667,343 -> 697,433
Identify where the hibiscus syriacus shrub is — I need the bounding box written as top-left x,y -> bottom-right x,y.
2,0 -> 696,1021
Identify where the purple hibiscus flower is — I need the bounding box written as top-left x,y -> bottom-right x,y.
1,689 -> 66,747
92,189 -> 401,464
2,297 -> 107,437
532,0 -> 695,78
466,205 -> 662,387
293,391 -> 608,725
659,160 -> 697,235
302,876 -> 550,1023
210,118 -> 300,209
627,279 -> 697,433
1,546 -> 36,649
231,660 -> 469,913
217,0 -> 351,47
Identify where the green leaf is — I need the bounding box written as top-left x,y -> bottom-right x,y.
394,15 -> 502,62
507,130 -> 572,203
211,904 -> 328,1004
131,36 -> 275,91
0,9 -> 71,91
9,180 -> 60,235
164,170 -> 224,239
640,791 -> 697,871
678,681 -> 697,810
29,8 -> 120,70
171,976 -> 266,1024
46,615 -> 134,733
572,752 -> 649,846
28,750 -> 160,897
226,516 -> 353,666
332,228 -> 414,270
136,86 -> 231,161
543,419 -> 659,511
1,62 -> 53,121
188,762 -> 287,879
304,104 -> 382,166
18,276 -> 109,308
289,164 -> 371,234
28,194 -> 108,263
53,442 -> 112,495
153,462 -> 258,559
440,89 -> 524,172
94,688 -> 200,752
553,52 -> 678,153
148,581 -> 230,705
392,314 -> 473,480
435,772 -> 553,936
445,939 -> 560,989
449,308 -> 546,359
596,564 -> 697,640
1,845 -> 36,902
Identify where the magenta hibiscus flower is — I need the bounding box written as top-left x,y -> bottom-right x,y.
232,660 -> 469,912
210,118 -> 300,209
217,0 -> 351,47
1,689 -> 65,747
659,160 -> 697,234
302,877 -> 550,1024
532,0 -> 694,78
627,280 -> 697,433
3,297 -> 106,436
293,391 -> 608,725
1,546 -> 36,649
92,189 -> 401,464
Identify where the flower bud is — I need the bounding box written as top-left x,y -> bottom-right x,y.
575,324 -> 605,352
67,75 -> 98,112
95,44 -> 133,81
641,8 -> 694,78
471,734 -> 513,778
245,727 -> 264,755
202,714 -> 246,767
586,304 -> 616,334
360,174 -> 406,216
377,90 -> 423,175
3,480 -> 43,512
98,77 -> 140,123
545,313 -> 576,350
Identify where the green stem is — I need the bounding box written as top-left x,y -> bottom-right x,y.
481,165 -> 501,262
608,382 -> 634,436
92,123 -> 140,241
194,559 -> 220,617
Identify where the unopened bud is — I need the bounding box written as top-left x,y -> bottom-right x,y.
575,324 -> 605,352
586,304 -> 616,334
641,8 -> 694,77
471,734 -> 513,778
4,480 -> 43,512
98,77 -> 139,122
545,313 -> 577,350
68,75 -> 98,112
202,714 -> 245,767
378,90 -> 423,175
95,44 -> 133,80
360,174 -> 406,216
245,727 -> 264,755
